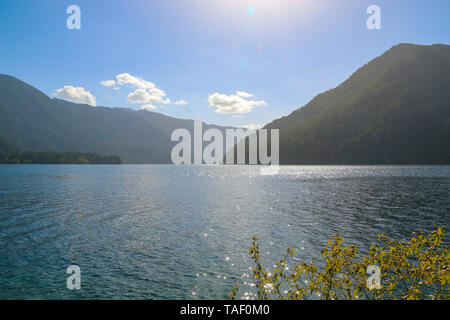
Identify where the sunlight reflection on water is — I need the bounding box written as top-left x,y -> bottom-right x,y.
0,165 -> 448,299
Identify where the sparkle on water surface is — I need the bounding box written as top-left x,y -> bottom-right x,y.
0,165 -> 448,299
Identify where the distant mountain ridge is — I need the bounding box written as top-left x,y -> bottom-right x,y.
1,43 -> 449,165
265,43 -> 450,164
0,75 -> 233,163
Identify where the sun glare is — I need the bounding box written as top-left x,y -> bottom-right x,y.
195,0 -> 324,32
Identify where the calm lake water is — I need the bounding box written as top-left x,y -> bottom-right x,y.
0,165 -> 448,299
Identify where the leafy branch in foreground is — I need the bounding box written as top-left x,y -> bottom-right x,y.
228,228 -> 449,300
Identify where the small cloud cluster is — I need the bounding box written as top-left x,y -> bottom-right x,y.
128,88 -> 171,105
101,73 -> 187,109
236,91 -> 254,98
100,80 -> 116,87
173,99 -> 188,105
141,104 -> 157,110
243,124 -> 263,130
53,86 -> 97,106
208,91 -> 266,114
116,73 -> 155,90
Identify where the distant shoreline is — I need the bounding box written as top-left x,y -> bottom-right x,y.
0,150 -> 122,165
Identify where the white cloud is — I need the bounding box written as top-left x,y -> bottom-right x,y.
128,89 -> 167,104
112,73 -> 185,108
116,73 -> 155,90
149,87 -> 166,97
236,90 -> 254,98
243,124 -> 263,130
208,92 -> 266,114
53,86 -> 97,106
141,104 -> 157,110
128,89 -> 152,104
174,99 -> 188,105
100,80 -> 116,87
232,115 -> 243,118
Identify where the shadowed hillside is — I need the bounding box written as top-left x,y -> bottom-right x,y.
265,43 -> 450,164
0,75 -> 233,164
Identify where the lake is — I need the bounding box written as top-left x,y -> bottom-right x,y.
0,165 -> 448,299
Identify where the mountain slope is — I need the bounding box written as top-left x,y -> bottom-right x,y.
0,75 -> 232,163
1,43 -> 448,165
0,137 -> 17,154
266,43 -> 450,164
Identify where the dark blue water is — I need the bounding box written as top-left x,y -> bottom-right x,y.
0,165 -> 448,299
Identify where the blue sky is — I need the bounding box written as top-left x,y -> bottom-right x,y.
0,0 -> 449,128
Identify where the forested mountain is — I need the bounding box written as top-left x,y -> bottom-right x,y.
0,137 -> 17,154
266,43 -> 450,164
0,75 -> 232,163
1,44 -> 449,165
